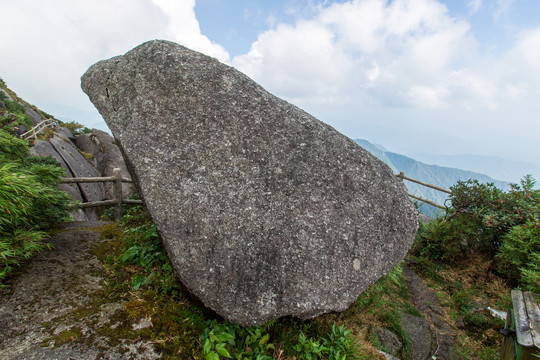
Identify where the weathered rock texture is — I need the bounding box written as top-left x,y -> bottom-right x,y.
49,133 -> 104,203
81,40 -> 418,325
31,139 -> 88,222
74,129 -> 133,199
31,129 -> 107,221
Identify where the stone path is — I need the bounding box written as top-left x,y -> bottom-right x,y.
0,222 -> 159,360
402,265 -> 459,360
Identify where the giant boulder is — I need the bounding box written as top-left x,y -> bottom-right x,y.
81,40 -> 417,325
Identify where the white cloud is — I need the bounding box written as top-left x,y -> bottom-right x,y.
467,0 -> 482,15
233,19 -> 354,103
511,28 -> 540,76
233,0 -> 479,109
0,0 -> 229,129
151,0 -> 229,62
494,0 -> 516,21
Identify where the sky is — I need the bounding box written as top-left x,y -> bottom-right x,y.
1,0 -> 539,169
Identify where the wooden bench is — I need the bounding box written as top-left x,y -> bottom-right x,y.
500,290 -> 540,360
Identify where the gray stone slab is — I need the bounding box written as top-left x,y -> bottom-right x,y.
50,135 -> 104,202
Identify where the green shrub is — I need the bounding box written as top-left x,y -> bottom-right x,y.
449,176 -> 539,253
0,230 -> 49,281
4,100 -> 27,115
0,131 -> 28,160
412,175 -> 539,291
59,120 -> 91,135
497,222 -> 540,292
200,319 -> 360,360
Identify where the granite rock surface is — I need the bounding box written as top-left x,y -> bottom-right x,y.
81,40 -> 418,325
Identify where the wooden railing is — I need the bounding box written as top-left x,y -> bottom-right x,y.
61,168 -> 142,221
396,172 -> 451,210
21,119 -> 56,140
61,169 -> 451,219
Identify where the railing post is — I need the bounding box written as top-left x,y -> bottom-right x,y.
113,168 -> 123,221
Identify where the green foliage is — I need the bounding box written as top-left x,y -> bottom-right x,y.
0,130 -> 70,283
40,110 -> 55,120
0,129 -> 28,160
59,120 -> 91,135
449,176 -> 539,253
0,230 -> 49,281
200,320 -> 360,360
412,175 -> 539,290
0,98 -> 35,132
497,221 -> 540,292
118,206 -> 179,294
201,320 -> 273,360
351,263 -> 413,358
321,324 -> 359,360
4,100 -> 27,115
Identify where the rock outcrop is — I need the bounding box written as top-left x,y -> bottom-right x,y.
22,104 -> 42,125
30,139 -> 88,221
49,134 -> 104,204
74,129 -> 132,199
29,127 -> 123,221
81,40 -> 418,325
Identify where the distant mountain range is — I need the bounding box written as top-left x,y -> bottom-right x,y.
354,139 -> 511,217
408,153 -> 540,185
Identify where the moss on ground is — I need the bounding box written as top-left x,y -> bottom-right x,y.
35,215 -> 512,359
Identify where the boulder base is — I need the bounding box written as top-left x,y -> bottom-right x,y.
81,40 -> 417,325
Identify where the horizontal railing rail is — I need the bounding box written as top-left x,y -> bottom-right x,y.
62,169 -> 452,220
20,119 -> 56,140
396,172 -> 451,211
61,168 -> 142,220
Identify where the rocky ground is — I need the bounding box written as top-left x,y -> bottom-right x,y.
0,221 -> 458,360
0,222 -> 160,360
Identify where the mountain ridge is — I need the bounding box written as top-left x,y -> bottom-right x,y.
355,139 -> 510,217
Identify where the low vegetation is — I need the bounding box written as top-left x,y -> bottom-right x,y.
0,130 -> 70,283
409,175 -> 539,358
412,175 -> 539,293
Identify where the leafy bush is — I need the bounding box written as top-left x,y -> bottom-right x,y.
59,120 -> 91,135
0,130 -> 70,283
497,221 -> 540,292
411,175 -> 539,291
411,217 -> 472,265
0,129 -> 28,160
449,176 -> 538,253
4,100 -> 27,115
117,206 -> 179,293
200,320 -> 360,360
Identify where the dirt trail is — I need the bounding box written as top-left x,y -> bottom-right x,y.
0,222 -> 159,360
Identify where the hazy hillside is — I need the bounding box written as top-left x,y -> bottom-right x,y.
410,153 -> 540,184
355,139 -> 509,217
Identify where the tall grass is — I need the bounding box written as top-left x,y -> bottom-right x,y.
0,130 -> 70,283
